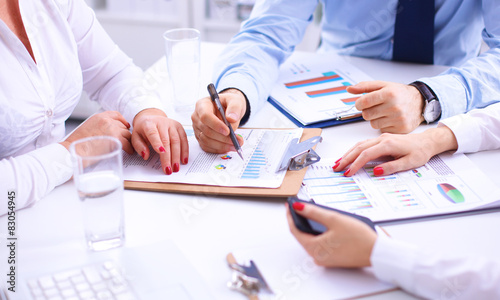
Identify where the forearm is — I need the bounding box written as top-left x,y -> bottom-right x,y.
0,144 -> 73,216
214,0 -> 316,111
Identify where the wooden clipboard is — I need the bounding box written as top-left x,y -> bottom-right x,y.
124,128 -> 322,198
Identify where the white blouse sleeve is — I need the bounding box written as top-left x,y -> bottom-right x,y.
371,236 -> 500,299
0,144 -> 72,216
62,0 -> 164,124
438,102 -> 500,154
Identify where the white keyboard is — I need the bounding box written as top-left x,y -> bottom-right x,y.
26,261 -> 138,300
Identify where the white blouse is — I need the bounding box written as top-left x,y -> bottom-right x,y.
0,0 -> 163,215
371,102 -> 500,298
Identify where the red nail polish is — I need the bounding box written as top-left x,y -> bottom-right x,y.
165,166 -> 172,175
335,157 -> 342,164
141,151 -> 146,159
374,166 -> 384,176
292,202 -> 305,211
183,157 -> 188,164
159,146 -> 166,153
344,168 -> 351,177
173,163 -> 179,172
333,162 -> 340,170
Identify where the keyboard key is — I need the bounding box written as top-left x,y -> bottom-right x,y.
38,276 -> 56,289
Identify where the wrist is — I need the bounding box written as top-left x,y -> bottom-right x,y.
424,126 -> 458,156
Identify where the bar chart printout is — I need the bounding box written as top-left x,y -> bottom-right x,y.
299,154 -> 500,222
270,52 -> 373,125
123,127 -> 303,188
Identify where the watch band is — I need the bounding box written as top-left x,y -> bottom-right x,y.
409,81 -> 437,102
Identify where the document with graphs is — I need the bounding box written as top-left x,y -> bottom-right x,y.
298,153 -> 500,223
122,126 -> 303,188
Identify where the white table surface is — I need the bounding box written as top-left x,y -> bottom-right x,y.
5,42 -> 500,300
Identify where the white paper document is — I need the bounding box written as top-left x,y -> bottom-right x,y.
232,235 -> 395,300
269,52 -> 373,126
299,153 -> 500,223
123,127 -> 303,188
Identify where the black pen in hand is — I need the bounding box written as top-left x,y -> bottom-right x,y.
207,83 -> 244,160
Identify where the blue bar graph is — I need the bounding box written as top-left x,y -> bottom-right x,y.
241,148 -> 268,179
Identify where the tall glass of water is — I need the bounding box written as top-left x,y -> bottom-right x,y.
163,28 -> 201,113
70,136 -> 124,251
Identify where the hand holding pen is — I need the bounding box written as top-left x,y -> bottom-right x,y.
207,84 -> 244,159
191,84 -> 246,156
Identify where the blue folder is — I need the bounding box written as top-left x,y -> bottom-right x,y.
268,96 -> 364,128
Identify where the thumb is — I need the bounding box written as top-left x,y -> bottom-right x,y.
224,97 -> 245,125
347,80 -> 387,94
375,156 -> 415,176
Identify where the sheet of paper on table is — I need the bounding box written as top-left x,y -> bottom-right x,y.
122,126 -> 303,188
231,234 -> 395,300
298,153 -> 500,223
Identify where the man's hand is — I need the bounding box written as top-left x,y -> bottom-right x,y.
348,81 -> 425,133
191,88 -> 246,153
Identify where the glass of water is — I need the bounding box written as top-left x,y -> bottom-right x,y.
70,136 -> 124,251
163,28 -> 201,113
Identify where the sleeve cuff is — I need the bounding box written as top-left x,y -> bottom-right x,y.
33,143 -> 74,188
419,74 -> 468,120
438,114 -> 480,154
121,93 -> 165,125
216,72 -> 264,112
370,236 -> 419,290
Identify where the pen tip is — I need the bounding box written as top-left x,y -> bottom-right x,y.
237,149 -> 244,160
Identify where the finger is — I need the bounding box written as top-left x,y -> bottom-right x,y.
158,132 -> 172,175
286,204 -> 316,242
196,97 -> 231,136
356,90 -> 386,112
335,139 -> 380,172
347,81 -> 387,94
120,130 -> 134,155
375,155 -> 421,175
142,122 -> 166,154
196,128 -> 237,153
221,94 -> 245,128
176,125 -> 190,165
291,202 -> 338,229
344,143 -> 392,176
131,132 -> 150,160
162,124 -> 181,173
108,111 -> 131,129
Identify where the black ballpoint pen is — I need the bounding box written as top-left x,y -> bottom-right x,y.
207,83 -> 244,160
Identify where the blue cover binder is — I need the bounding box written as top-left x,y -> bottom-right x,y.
268,96 -> 364,128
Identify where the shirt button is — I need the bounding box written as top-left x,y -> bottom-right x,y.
46,109 -> 53,117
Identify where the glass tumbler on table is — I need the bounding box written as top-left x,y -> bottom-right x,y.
70,136 -> 125,251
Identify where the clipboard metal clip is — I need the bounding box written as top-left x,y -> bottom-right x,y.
226,253 -> 274,299
277,135 -> 322,172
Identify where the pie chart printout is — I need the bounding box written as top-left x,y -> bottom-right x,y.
437,183 -> 465,204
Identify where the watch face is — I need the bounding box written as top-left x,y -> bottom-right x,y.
423,100 -> 442,123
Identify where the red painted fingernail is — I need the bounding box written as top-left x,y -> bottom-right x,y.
173,163 -> 179,172
183,157 -> 188,164
374,167 -> 384,176
335,157 -> 342,164
141,151 -> 146,159
126,122 -> 131,129
159,146 -> 166,153
165,166 -> 172,175
292,202 -> 304,211
344,168 -> 351,177
333,162 -> 340,170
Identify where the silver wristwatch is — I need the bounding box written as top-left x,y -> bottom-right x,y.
410,81 -> 441,123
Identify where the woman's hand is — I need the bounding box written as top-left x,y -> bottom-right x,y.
334,126 -> 458,176
60,111 -> 133,153
286,202 -> 377,268
131,108 -> 189,175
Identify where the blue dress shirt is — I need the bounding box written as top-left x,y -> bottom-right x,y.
214,0 -> 500,120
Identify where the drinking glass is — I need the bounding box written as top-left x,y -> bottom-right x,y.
163,28 -> 201,112
70,136 -> 125,251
